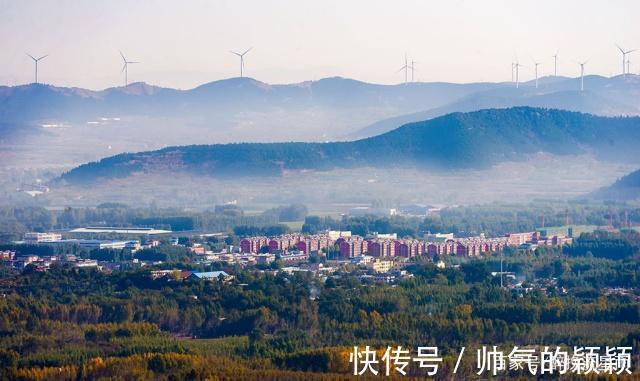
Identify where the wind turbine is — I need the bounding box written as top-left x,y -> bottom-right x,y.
409,59 -> 417,82
616,44 -> 635,75
627,58 -> 632,76
514,61 -> 524,88
578,60 -> 588,91
397,54 -> 409,84
532,58 -> 541,89
26,53 -> 48,84
511,62 -> 515,82
552,51 -> 559,76
119,51 -> 139,86
230,47 -> 252,78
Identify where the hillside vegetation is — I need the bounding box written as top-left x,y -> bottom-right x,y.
60,107 -> 640,184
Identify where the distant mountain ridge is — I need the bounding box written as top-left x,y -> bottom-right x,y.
349,74 -> 640,138
0,77 -> 501,125
59,107 -> 640,184
4,75 -> 640,172
4,74 -> 640,142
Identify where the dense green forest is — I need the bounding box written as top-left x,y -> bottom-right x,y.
1,252 -> 639,379
2,199 -> 640,378
59,107 -> 640,183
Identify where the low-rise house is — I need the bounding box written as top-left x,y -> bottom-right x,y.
144,240 -> 161,248
190,246 -> 206,255
256,253 -> 276,265
188,271 -> 233,282
14,255 -> 39,268
73,259 -> 100,269
367,259 -> 394,273
279,251 -> 309,263
79,240 -> 126,249
149,269 -> 176,279
280,267 -> 310,275
0,250 -> 15,261
23,232 -> 62,244
351,255 -> 374,265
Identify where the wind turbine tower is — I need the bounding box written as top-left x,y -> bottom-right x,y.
119,51 -> 139,86
616,44 -> 636,75
409,60 -> 417,82
26,53 -> 48,84
230,48 -> 253,78
578,61 -> 587,91
552,51 -> 559,76
514,61 -> 523,88
397,55 -> 409,84
532,59 -> 541,89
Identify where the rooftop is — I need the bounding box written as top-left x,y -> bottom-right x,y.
69,227 -> 172,234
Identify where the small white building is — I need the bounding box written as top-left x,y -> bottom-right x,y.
79,240 -> 140,250
327,230 -> 352,240
24,232 -> 62,244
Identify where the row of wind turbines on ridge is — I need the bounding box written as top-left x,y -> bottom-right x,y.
24,44 -> 637,89
23,48 -> 254,86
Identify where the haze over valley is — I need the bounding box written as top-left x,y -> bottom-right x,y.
2,102 -> 639,209
2,0 -> 640,210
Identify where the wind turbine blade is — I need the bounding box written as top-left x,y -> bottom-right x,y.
37,55 -> 48,61
128,61 -> 140,64
121,63 -> 127,73
616,44 -> 624,54
26,53 -> 36,61
242,47 -> 253,55
119,50 -> 126,62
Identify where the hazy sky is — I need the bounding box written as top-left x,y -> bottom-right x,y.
1,0 -> 639,89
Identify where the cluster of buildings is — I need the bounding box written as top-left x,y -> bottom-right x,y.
0,250 -> 101,271
7,225 -> 576,281
20,231 -> 180,252
0,231 -> 182,273
239,230 -> 511,259
0,249 -> 177,273
190,242 -> 310,267
239,233 -> 338,256
506,231 -> 573,250
149,269 -> 233,282
23,232 -> 63,244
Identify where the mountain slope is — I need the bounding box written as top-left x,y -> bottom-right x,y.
4,75 -> 640,173
59,107 -> 640,184
350,75 -> 640,138
0,77 -> 500,125
590,169 -> 640,200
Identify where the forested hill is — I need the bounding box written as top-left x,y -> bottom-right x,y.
590,169 -> 640,201
60,107 -> 640,184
